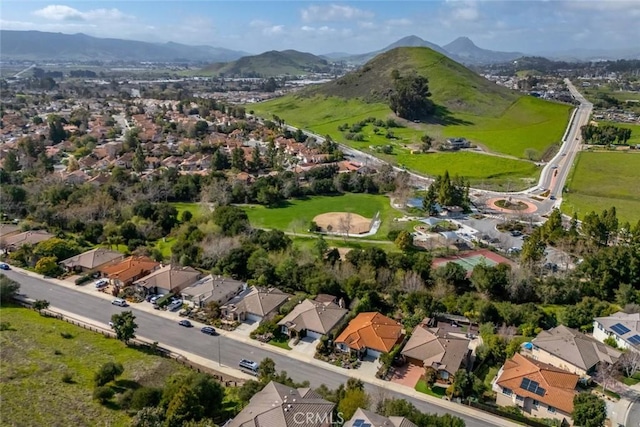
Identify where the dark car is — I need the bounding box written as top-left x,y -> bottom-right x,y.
179,320 -> 193,328
0,263 -> 10,270
201,326 -> 217,336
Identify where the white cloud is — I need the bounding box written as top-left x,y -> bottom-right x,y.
263,25 -> 284,36
385,18 -> 412,27
249,19 -> 269,28
33,4 -> 130,22
300,4 -> 373,23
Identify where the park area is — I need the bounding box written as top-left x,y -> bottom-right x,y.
562,151 -> 640,224
432,249 -> 513,274
0,305 -> 189,426
241,193 -> 403,238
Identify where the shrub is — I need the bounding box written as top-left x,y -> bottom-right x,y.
93,386 -> 114,403
130,387 -> 163,410
75,274 -> 92,285
61,372 -> 74,383
60,332 -> 74,339
54,349 -> 63,355
118,389 -> 134,410
0,322 -> 11,331
94,361 -> 124,386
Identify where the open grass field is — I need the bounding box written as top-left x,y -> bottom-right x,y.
562,152 -> 640,224
242,193 -> 401,238
253,96 -> 569,159
0,305 -> 188,427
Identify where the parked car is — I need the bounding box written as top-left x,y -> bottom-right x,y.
150,294 -> 165,304
179,320 -> 193,328
94,279 -> 108,289
111,298 -> 128,307
238,359 -> 259,374
0,263 -> 10,270
108,321 -> 114,328
167,300 -> 183,312
201,326 -> 217,336
510,230 -> 522,237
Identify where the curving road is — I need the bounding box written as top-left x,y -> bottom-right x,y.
3,268 -> 521,427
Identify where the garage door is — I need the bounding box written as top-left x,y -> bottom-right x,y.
305,330 -> 323,340
366,349 -> 382,359
246,313 -> 263,323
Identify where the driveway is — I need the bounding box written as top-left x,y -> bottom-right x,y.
231,320 -> 260,337
391,363 -> 423,388
290,336 -> 318,359
358,355 -> 381,378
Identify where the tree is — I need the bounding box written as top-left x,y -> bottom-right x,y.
394,230 -> 414,252
572,393 -> 606,427
33,299 -> 50,312
131,407 -> 165,427
93,386 -> 115,403
337,388 -> 371,421
110,310 -> 138,343
211,206 -> 249,236
3,150 -> 20,173
94,361 -> 124,386
0,274 -> 20,303
165,386 -> 204,427
388,72 -> 435,120
258,357 -> 276,384
35,256 -> 62,277
161,372 -> 224,422
133,144 -> 146,173
618,351 -> 640,378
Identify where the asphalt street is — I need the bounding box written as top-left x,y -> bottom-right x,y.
4,269 -> 513,427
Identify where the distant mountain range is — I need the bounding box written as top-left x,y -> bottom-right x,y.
0,30 -> 249,63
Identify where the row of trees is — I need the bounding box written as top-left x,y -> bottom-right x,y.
581,123 -> 633,145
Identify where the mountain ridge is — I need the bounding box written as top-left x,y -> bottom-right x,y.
201,49 -> 330,77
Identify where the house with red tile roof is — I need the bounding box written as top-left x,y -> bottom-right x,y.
98,256 -> 160,287
335,312 -> 403,359
492,353 -> 579,425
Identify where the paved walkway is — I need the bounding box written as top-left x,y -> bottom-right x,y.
12,266 -> 522,427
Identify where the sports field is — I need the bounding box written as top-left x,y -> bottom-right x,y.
562,151 -> 640,224
242,193 -> 401,238
432,249 -> 511,273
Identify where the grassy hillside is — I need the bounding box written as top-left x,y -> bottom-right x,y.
252,47 -> 571,186
562,152 -> 640,224
0,305 -> 189,426
202,50 -> 329,77
307,46 -> 519,116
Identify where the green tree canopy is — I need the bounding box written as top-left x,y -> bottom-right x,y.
572,393 -> 607,427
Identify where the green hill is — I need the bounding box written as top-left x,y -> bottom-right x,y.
202,50 -> 330,77
306,46 -> 519,117
252,47 -> 572,189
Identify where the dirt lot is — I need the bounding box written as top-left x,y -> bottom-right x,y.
313,212 -> 371,235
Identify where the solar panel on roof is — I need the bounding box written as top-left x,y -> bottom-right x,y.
628,335 -> 640,345
361,424 -> 371,427
353,420 -> 364,427
611,323 -> 631,335
520,378 -> 545,396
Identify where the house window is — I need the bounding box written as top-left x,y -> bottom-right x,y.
533,400 -> 539,407
548,406 -> 556,413
502,388 -> 513,396
516,395 -> 524,402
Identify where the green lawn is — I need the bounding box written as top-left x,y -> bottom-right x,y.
562,152 -> 640,224
415,379 -> 447,398
268,334 -> 292,350
0,305 -> 188,426
241,193 -> 403,239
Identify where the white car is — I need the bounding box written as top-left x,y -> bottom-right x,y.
94,279 -> 108,289
111,298 -> 128,307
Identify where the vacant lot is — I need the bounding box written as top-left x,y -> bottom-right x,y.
242,193 -> 402,238
253,96 -> 570,157
562,152 -> 640,224
0,306 -> 188,427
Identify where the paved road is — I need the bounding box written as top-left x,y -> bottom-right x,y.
4,269 -> 517,427
627,395 -> 640,427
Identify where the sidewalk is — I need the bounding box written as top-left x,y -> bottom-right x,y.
15,266 -> 521,427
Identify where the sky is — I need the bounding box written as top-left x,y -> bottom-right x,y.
1,1 -> 639,55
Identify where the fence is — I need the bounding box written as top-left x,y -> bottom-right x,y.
468,401 -> 556,427
18,299 -> 245,386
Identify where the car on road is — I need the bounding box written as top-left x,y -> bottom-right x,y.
201,326 -> 217,335
0,263 -> 10,270
550,195 -> 556,200
111,298 -> 128,307
179,320 -> 193,328
108,321 -> 114,328
561,152 -> 567,156
510,230 -> 523,237
94,279 -> 108,289
239,359 -> 259,374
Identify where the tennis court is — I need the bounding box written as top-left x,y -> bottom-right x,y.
432,249 -> 511,273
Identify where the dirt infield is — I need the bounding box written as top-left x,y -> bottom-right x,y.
313,212 -> 372,235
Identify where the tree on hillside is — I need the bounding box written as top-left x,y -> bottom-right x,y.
94,361 -> 124,386
388,71 -> 435,120
111,310 -> 138,343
